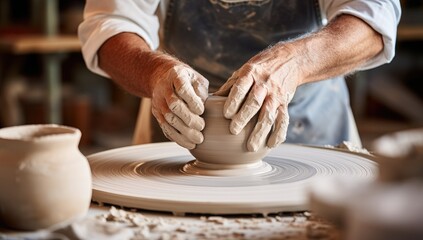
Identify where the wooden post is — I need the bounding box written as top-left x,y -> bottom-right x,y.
43,0 -> 59,36
42,0 -> 62,123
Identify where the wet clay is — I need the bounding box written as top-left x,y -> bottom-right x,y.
187,96 -> 271,176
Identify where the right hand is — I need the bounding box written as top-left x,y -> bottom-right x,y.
151,63 -> 209,149
214,42 -> 299,152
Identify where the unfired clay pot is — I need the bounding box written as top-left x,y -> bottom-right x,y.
0,124 -> 92,231
187,95 -> 271,175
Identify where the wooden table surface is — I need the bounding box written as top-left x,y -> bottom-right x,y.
0,203 -> 341,240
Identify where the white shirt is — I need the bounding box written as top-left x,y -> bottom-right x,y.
78,0 -> 401,78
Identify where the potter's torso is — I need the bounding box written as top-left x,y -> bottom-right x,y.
160,0 -> 359,146
162,0 -> 322,87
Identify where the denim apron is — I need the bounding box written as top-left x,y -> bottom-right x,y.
160,0 -> 361,146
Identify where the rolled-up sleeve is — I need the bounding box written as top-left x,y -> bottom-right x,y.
320,0 -> 401,70
78,0 -> 160,77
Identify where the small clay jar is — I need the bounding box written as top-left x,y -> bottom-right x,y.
189,95 -> 271,173
0,124 -> 92,231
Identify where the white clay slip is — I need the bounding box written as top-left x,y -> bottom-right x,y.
187,95 -> 271,176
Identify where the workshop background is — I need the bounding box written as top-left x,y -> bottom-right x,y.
0,0 -> 422,155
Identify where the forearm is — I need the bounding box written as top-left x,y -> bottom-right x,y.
290,14 -> 384,85
98,33 -> 208,149
98,32 -> 178,98
215,13 -> 389,151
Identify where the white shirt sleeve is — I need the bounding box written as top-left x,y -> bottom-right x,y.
78,0 -> 161,77
319,0 -> 402,70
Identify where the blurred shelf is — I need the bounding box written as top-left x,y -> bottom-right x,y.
0,0 -> 80,125
397,25 -> 423,41
0,34 -> 81,124
0,35 -> 80,54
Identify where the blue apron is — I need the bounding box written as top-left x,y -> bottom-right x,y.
161,0 -> 360,146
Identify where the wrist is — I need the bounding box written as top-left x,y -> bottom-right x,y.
282,40 -> 313,86
268,42 -> 305,88
141,51 -> 181,96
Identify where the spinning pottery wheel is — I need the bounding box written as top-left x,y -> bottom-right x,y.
88,143 -> 376,215
88,96 -> 376,215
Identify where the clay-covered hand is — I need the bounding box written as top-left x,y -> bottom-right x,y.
151,60 -> 209,149
214,43 -> 301,152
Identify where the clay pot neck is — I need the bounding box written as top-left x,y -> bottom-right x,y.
0,124 -> 81,149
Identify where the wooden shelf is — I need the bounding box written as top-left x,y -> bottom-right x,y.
0,1 -> 80,124
0,35 -> 80,54
397,25 -> 423,41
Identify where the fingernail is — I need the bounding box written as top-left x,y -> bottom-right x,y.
192,102 -> 204,115
199,118 -> 205,131
192,118 -> 205,131
224,111 -> 231,119
223,101 -> 235,119
197,133 -> 204,144
230,121 -> 242,135
191,130 -> 204,144
247,142 -> 258,152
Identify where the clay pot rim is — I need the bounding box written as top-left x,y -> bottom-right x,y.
207,94 -> 226,99
0,124 -> 81,142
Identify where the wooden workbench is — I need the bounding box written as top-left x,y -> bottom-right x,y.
0,203 -> 341,240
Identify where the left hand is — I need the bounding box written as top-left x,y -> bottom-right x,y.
214,43 -> 302,152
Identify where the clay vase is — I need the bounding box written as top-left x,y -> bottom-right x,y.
187,95 -> 271,175
0,124 -> 92,231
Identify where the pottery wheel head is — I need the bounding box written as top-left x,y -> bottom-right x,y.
88,143 -> 377,215
189,95 -> 271,173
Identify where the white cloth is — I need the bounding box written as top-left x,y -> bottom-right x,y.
78,0 -> 401,78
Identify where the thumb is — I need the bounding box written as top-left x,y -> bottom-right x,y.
192,74 -> 209,102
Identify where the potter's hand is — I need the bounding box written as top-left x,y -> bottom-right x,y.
152,60 -> 209,149
214,43 -> 300,152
